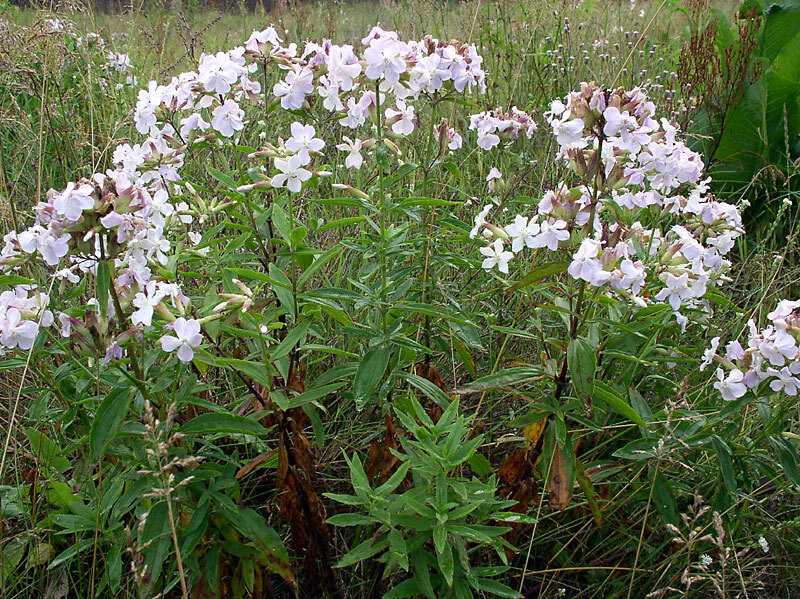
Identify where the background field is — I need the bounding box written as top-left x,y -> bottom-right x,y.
2,0 -> 800,597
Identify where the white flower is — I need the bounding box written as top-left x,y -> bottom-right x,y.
767,366 -> 800,395
179,113 -> 210,138
211,99 -> 245,138
385,100 -> 415,135
700,337 -> 720,372
470,205 -> 492,239
655,272 -> 693,311
568,238 -> 610,285
198,51 -> 242,94
317,75 -> 344,111
37,231 -> 71,266
364,37 -> 407,83
504,215 -> 540,253
131,281 -> 165,327
551,117 -> 585,149
271,155 -> 312,193
536,219 -> 570,251
273,65 -> 314,110
713,368 -> 747,401
285,122 -> 325,164
700,554 -> 713,567
53,182 -> 95,221
335,137 -> 364,169
758,536 -> 769,553
160,317 -> 202,362
480,239 -> 514,274
486,167 -> 502,192
0,308 -> 39,350
617,259 -> 646,295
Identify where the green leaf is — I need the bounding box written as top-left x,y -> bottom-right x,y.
474,578 -> 523,598
1,539 -> 26,584
770,435 -> 800,488
388,529 -> 409,572
652,472 -> 679,528
335,534 -> 389,568
272,382 -> 343,411
90,387 -> 133,459
505,262 -> 566,293
327,513 -> 376,526
711,435 -> 737,494
412,551 -> 435,598
141,501 -> 171,583
454,367 -> 542,395
354,347 -> 389,407
298,245 -> 343,286
317,216 -> 367,233
434,527 -> 454,587
591,381 -> 649,429
179,413 -> 269,436
272,203 -> 292,246
270,318 -> 312,361
0,274 -> 35,286
96,259 -> 110,318
567,337 -> 597,399
207,166 -> 237,190
397,371 -> 451,409
234,508 -> 294,583
216,357 -> 274,388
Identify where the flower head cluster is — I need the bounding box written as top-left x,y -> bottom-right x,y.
468,107 -> 538,150
0,24 -> 489,362
703,299 -> 800,401
0,286 -> 53,353
473,83 -> 743,329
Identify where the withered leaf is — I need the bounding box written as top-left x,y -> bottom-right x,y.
548,442 -> 571,511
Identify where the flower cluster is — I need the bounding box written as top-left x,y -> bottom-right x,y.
0,286 -> 53,354
702,299 -> 800,401
473,83 -> 743,328
44,18 -> 137,90
468,107 -> 538,150
0,24 -> 491,363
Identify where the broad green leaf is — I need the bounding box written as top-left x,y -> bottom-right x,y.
652,472 -> 678,527
397,371 -> 451,409
591,381 -> 649,429
354,347 -> 389,407
770,435 -> 800,488
298,245 -> 343,286
179,413 -> 269,436
327,513 -> 376,526
216,357 -> 274,388
272,382 -> 343,411
207,165 -> 237,190
712,435 -> 737,494
233,508 -> 294,582
90,387 -> 133,459
567,337 -> 596,399
505,261 -> 566,293
388,529 -> 409,572
435,528 -> 454,587
0,274 -> 35,286
335,534 -> 389,568
24,428 -> 69,474
272,203 -> 292,246
270,318 -> 312,361
474,578 -> 523,598
96,259 -> 110,318
454,367 -> 542,395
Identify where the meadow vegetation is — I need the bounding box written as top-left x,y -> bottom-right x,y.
1,0 -> 800,597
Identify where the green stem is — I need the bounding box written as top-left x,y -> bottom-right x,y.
375,81 -> 388,333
